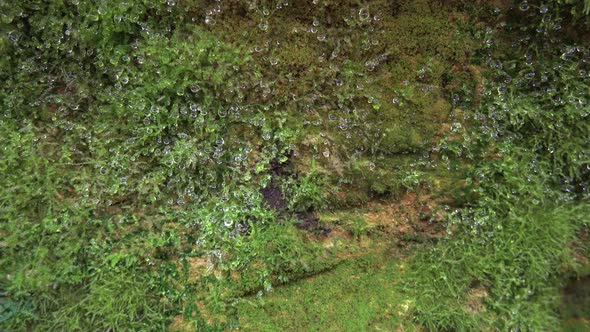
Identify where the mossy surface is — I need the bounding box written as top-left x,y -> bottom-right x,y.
235,250 -> 412,332
202,0 -> 479,205
1,0 -> 589,331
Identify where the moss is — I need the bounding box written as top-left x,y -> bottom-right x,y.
212,224 -> 346,298
7,0 -> 586,331
235,249 -> 413,331
215,0 -> 479,205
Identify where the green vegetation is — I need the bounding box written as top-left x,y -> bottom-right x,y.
237,250 -> 411,331
406,2 -> 590,330
1,0 -> 589,331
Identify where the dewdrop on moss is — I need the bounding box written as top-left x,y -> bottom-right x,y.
359,8 -> 370,22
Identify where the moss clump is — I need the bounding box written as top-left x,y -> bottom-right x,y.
202,0 -> 478,204
235,249 -> 411,331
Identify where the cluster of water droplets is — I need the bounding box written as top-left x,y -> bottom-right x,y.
450,2 -> 590,236
5,1 -> 551,279
183,2 -> 464,191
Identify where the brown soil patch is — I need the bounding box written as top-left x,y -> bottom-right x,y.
261,186 -> 287,211
561,274 -> 590,330
169,315 -> 190,332
187,256 -> 212,281
363,193 -> 446,240
320,228 -> 351,249
295,211 -> 331,235
465,286 -> 489,314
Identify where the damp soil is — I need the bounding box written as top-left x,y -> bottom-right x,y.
261,154 -> 331,235
561,274 -> 590,331
295,211 -> 331,236
261,184 -> 331,235
261,186 -> 287,211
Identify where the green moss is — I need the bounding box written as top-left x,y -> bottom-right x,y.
203,0 -> 477,199
215,224 -> 340,298
236,251 -> 414,331
2,0 -> 588,331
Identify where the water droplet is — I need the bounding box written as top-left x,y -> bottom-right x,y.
317,34 -> 326,42
8,32 -> 18,43
359,8 -> 370,22
191,85 -> 201,93
539,7 -> 548,14
519,1 -> 529,11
